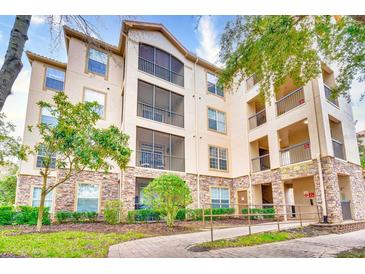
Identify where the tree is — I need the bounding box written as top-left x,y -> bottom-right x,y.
0,112 -> 28,166
357,136 -> 365,168
219,16 -> 365,101
0,165 -> 18,206
143,174 -> 192,227
28,92 -> 131,231
0,15 -> 102,112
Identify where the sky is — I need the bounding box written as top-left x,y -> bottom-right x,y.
0,15 -> 364,139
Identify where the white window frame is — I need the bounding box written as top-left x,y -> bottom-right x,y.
210,187 -> 230,208
208,108 -> 226,133
76,183 -> 100,213
83,88 -> 106,119
32,187 -> 53,212
209,146 -> 228,171
207,72 -> 224,97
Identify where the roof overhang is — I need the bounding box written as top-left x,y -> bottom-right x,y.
121,20 -> 221,73
26,51 -> 67,69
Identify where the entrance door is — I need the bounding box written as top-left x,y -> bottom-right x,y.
238,190 -> 248,212
338,175 -> 353,220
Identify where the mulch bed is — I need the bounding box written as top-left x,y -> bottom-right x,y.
0,218 -> 273,236
285,225 -> 332,237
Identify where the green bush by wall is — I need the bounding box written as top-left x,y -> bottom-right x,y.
127,207 -> 235,223
0,206 -> 50,225
55,211 -> 97,224
241,207 -> 275,220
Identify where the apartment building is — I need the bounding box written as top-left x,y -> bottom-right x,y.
16,20 -> 365,223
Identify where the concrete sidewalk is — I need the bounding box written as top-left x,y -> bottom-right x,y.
108,221 -> 313,258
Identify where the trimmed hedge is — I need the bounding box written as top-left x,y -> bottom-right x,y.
241,207 -> 275,220
104,200 -> 121,225
55,211 -> 98,224
127,207 -> 235,223
0,206 -> 50,225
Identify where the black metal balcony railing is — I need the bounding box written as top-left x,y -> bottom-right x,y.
138,57 -> 184,87
324,84 -> 339,107
246,74 -> 260,91
251,154 -> 270,173
332,139 -> 346,160
136,150 -> 185,172
276,87 -> 305,116
280,141 -> 311,166
248,109 -> 267,130
137,102 -> 184,128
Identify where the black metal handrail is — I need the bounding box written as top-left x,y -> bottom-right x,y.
276,87 -> 305,116
137,101 -> 184,128
248,109 -> 267,129
280,140 -> 311,166
138,57 -> 184,87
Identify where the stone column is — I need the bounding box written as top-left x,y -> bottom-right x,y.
321,158 -> 343,223
121,167 -> 136,212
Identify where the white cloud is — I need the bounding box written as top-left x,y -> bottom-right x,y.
0,30 -> 3,41
196,16 -> 221,66
1,69 -> 31,138
31,15 -> 46,25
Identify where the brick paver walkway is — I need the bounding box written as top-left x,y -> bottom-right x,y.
109,221 -> 316,258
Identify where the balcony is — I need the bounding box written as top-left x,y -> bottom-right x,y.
276,87 -> 305,116
251,154 -> 270,173
136,150 -> 184,172
246,74 -> 260,91
324,84 -> 339,107
248,109 -> 267,130
280,141 -> 311,166
278,120 -> 311,166
332,139 -> 345,160
137,102 -> 184,128
250,136 -> 270,172
136,127 -> 185,172
138,57 -> 184,87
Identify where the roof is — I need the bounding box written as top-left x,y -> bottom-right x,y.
357,130 -> 365,137
121,20 -> 221,73
27,20 -> 221,73
26,51 -> 67,69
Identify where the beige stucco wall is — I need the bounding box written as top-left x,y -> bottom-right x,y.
20,27 -> 361,180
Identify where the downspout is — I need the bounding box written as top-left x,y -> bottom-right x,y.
119,32 -> 129,220
311,80 -> 328,223
194,58 -> 201,208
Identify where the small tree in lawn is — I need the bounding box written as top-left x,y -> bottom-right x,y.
28,92 -> 131,231
143,174 -> 192,227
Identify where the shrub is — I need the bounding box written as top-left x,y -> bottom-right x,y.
104,200 -> 122,225
242,207 -> 275,220
128,207 -> 235,223
0,206 -> 14,225
0,206 -> 50,225
143,174 -> 192,227
55,211 -> 73,223
127,209 -> 161,224
55,211 -> 97,224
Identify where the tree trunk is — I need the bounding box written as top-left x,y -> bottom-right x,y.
0,15 -> 31,111
36,175 -> 48,231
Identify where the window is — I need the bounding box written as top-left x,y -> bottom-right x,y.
136,127 -> 185,172
77,183 -> 99,212
45,67 -> 65,92
138,43 -> 184,87
84,89 -> 106,118
137,80 -> 184,127
207,73 -> 224,97
209,146 -> 228,171
32,187 -> 53,211
211,187 -> 229,208
87,48 -> 107,76
208,108 -> 226,133
36,145 -> 56,169
41,107 -> 57,127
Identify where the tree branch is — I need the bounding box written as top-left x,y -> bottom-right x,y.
0,15 -> 31,111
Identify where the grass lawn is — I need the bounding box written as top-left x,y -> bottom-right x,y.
0,229 -> 146,258
192,231 -> 304,251
336,247 -> 365,258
